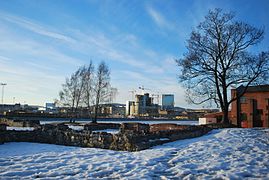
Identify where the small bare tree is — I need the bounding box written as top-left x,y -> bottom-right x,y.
93,61 -> 110,123
59,67 -> 85,116
177,9 -> 269,124
82,61 -> 95,117
59,61 -> 114,122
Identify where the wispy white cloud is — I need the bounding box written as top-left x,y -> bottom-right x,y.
146,6 -> 175,31
0,56 -> 62,81
121,70 -> 148,81
145,5 -> 190,41
0,22 -> 84,105
0,12 -> 167,75
0,55 -> 11,63
0,11 -> 184,106
186,1 -> 219,27
0,57 -> 63,104
0,26 -> 83,66
0,11 -> 75,43
68,29 -> 166,74
24,61 -> 56,71
161,55 -> 177,71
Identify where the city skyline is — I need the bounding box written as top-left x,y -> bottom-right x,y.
0,0 -> 268,108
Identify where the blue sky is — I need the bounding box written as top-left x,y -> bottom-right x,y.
0,0 -> 268,108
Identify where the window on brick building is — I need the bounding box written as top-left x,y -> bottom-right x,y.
240,96 -> 247,103
240,113 -> 247,121
257,109 -> 263,115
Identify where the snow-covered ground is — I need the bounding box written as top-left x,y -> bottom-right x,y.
67,126 -> 119,134
67,125 -> 84,131
0,128 -> 268,179
6,127 -> 35,131
92,129 -> 119,134
41,120 -> 198,125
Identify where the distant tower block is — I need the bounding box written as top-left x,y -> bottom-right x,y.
162,94 -> 174,110
0,83 -> 7,104
126,101 -> 135,116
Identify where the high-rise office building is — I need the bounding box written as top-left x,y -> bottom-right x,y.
162,94 -> 174,110
126,101 -> 135,116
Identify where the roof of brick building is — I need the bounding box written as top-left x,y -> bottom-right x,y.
245,85 -> 269,92
234,85 -> 269,94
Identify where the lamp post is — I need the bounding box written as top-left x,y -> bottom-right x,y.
0,83 -> 7,104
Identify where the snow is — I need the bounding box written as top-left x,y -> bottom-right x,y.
0,128 -> 268,179
92,129 -> 119,134
40,120 -> 198,125
67,125 -> 84,131
149,138 -> 170,142
6,127 -> 35,131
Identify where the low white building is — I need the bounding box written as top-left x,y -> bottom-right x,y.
199,118 -> 217,125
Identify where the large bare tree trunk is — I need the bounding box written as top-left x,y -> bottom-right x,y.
222,105 -> 230,124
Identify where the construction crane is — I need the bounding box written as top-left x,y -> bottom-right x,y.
109,88 -> 118,103
138,85 -> 151,94
128,90 -> 136,100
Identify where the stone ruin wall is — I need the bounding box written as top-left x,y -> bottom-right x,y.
0,118 -> 40,128
0,120 -> 231,151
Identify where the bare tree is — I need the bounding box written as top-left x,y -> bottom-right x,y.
59,72 -> 78,114
177,9 -> 269,124
59,61 -> 114,122
93,61 -> 110,123
75,66 -> 87,115
59,67 -> 85,116
82,61 -> 95,117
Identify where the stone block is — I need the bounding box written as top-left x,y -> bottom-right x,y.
42,124 -> 57,131
149,124 -> 188,132
120,123 -> 150,134
57,124 -> 69,131
84,122 -> 120,131
0,124 -> 7,131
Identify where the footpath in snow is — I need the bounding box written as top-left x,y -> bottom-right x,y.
0,128 -> 268,179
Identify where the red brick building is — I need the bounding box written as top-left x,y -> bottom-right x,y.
230,85 -> 269,128
204,85 -> 269,128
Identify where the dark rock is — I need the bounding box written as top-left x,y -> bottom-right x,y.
0,124 -> 7,131
57,123 -> 69,131
84,122 -> 120,131
42,124 -> 57,131
150,123 -> 188,132
120,123 -> 150,134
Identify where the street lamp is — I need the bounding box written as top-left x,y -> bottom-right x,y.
0,83 -> 7,104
